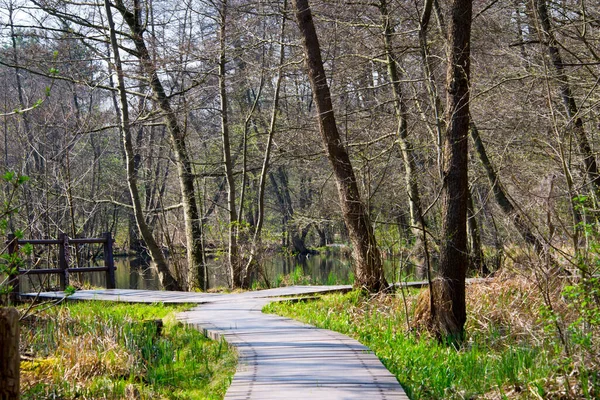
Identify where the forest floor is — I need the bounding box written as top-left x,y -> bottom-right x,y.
19,302 -> 237,399
265,271 -> 600,399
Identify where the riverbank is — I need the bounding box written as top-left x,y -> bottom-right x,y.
19,302 -> 236,399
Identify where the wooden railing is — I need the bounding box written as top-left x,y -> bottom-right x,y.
6,232 -> 116,294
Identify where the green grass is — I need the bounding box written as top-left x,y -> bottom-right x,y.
264,290 -> 557,399
20,301 -> 236,399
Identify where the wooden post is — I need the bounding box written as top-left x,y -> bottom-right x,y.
104,232 -> 116,289
58,233 -> 69,290
0,307 -> 20,400
7,234 -> 19,302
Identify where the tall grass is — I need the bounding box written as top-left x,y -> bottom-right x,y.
20,302 -> 236,399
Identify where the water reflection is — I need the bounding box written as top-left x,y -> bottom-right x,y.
19,258 -> 160,293
19,249 -> 418,292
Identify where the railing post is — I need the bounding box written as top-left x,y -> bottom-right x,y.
7,234 -> 19,302
104,232 -> 116,289
58,233 -> 69,290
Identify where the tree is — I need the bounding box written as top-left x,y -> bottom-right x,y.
112,0 -> 205,290
292,0 -> 387,292
379,0 -> 428,271
430,0 -> 473,341
532,0 -> 599,194
104,0 -> 181,291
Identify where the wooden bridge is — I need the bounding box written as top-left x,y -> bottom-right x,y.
25,286 -> 409,399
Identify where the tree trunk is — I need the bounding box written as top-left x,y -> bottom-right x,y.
105,0 -> 181,291
269,167 -> 309,255
469,121 -> 544,254
293,0 -> 386,292
467,188 -> 488,275
114,0 -> 205,290
0,307 -> 19,400
380,0 -> 427,262
533,0 -> 600,192
242,1 -> 288,287
218,0 -> 240,288
419,0 -> 445,176
432,0 -> 472,342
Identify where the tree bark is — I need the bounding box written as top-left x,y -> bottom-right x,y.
114,0 -> 205,290
218,0 -> 240,288
0,307 -> 19,400
293,0 -> 386,291
104,0 -> 181,291
433,0 -> 472,341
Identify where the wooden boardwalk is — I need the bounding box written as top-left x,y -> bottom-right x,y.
24,286 -> 409,399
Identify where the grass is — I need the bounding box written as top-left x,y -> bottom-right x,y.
19,301 -> 236,399
264,274 -> 599,399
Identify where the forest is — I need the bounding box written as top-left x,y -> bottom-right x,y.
1,0 -> 599,338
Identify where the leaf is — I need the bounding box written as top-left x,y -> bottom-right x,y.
3,171 -> 15,182
64,285 -> 77,296
22,243 -> 33,255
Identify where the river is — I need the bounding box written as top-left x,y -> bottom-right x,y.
18,247 -> 418,292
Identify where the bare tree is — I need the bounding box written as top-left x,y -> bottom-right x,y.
104,0 -> 181,291
292,0 -> 387,292
112,0 -> 205,290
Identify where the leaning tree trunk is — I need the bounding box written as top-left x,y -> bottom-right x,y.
533,0 -> 600,192
432,0 -> 472,342
114,0 -> 205,290
104,0 -> 181,291
293,0 -> 386,292
469,121 -> 545,254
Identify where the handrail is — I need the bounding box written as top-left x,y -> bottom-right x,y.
6,232 -> 116,298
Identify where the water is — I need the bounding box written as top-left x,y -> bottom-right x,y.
18,257 -> 161,293
18,247 -> 418,292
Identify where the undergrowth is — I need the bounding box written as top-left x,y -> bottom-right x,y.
19,302 -> 236,399
265,273 -> 599,399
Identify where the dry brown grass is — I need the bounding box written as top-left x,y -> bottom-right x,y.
20,307 -> 140,395
57,332 -> 135,382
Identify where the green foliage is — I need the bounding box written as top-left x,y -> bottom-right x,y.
20,302 -> 237,399
0,171 -> 29,304
289,266 -> 306,285
64,285 -> 77,296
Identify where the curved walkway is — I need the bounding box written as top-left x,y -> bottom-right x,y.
26,286 -> 409,399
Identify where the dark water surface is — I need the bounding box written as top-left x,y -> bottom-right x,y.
19,248 -> 417,292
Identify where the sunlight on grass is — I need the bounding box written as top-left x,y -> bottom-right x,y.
264,284 -> 563,399
20,302 -> 236,399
